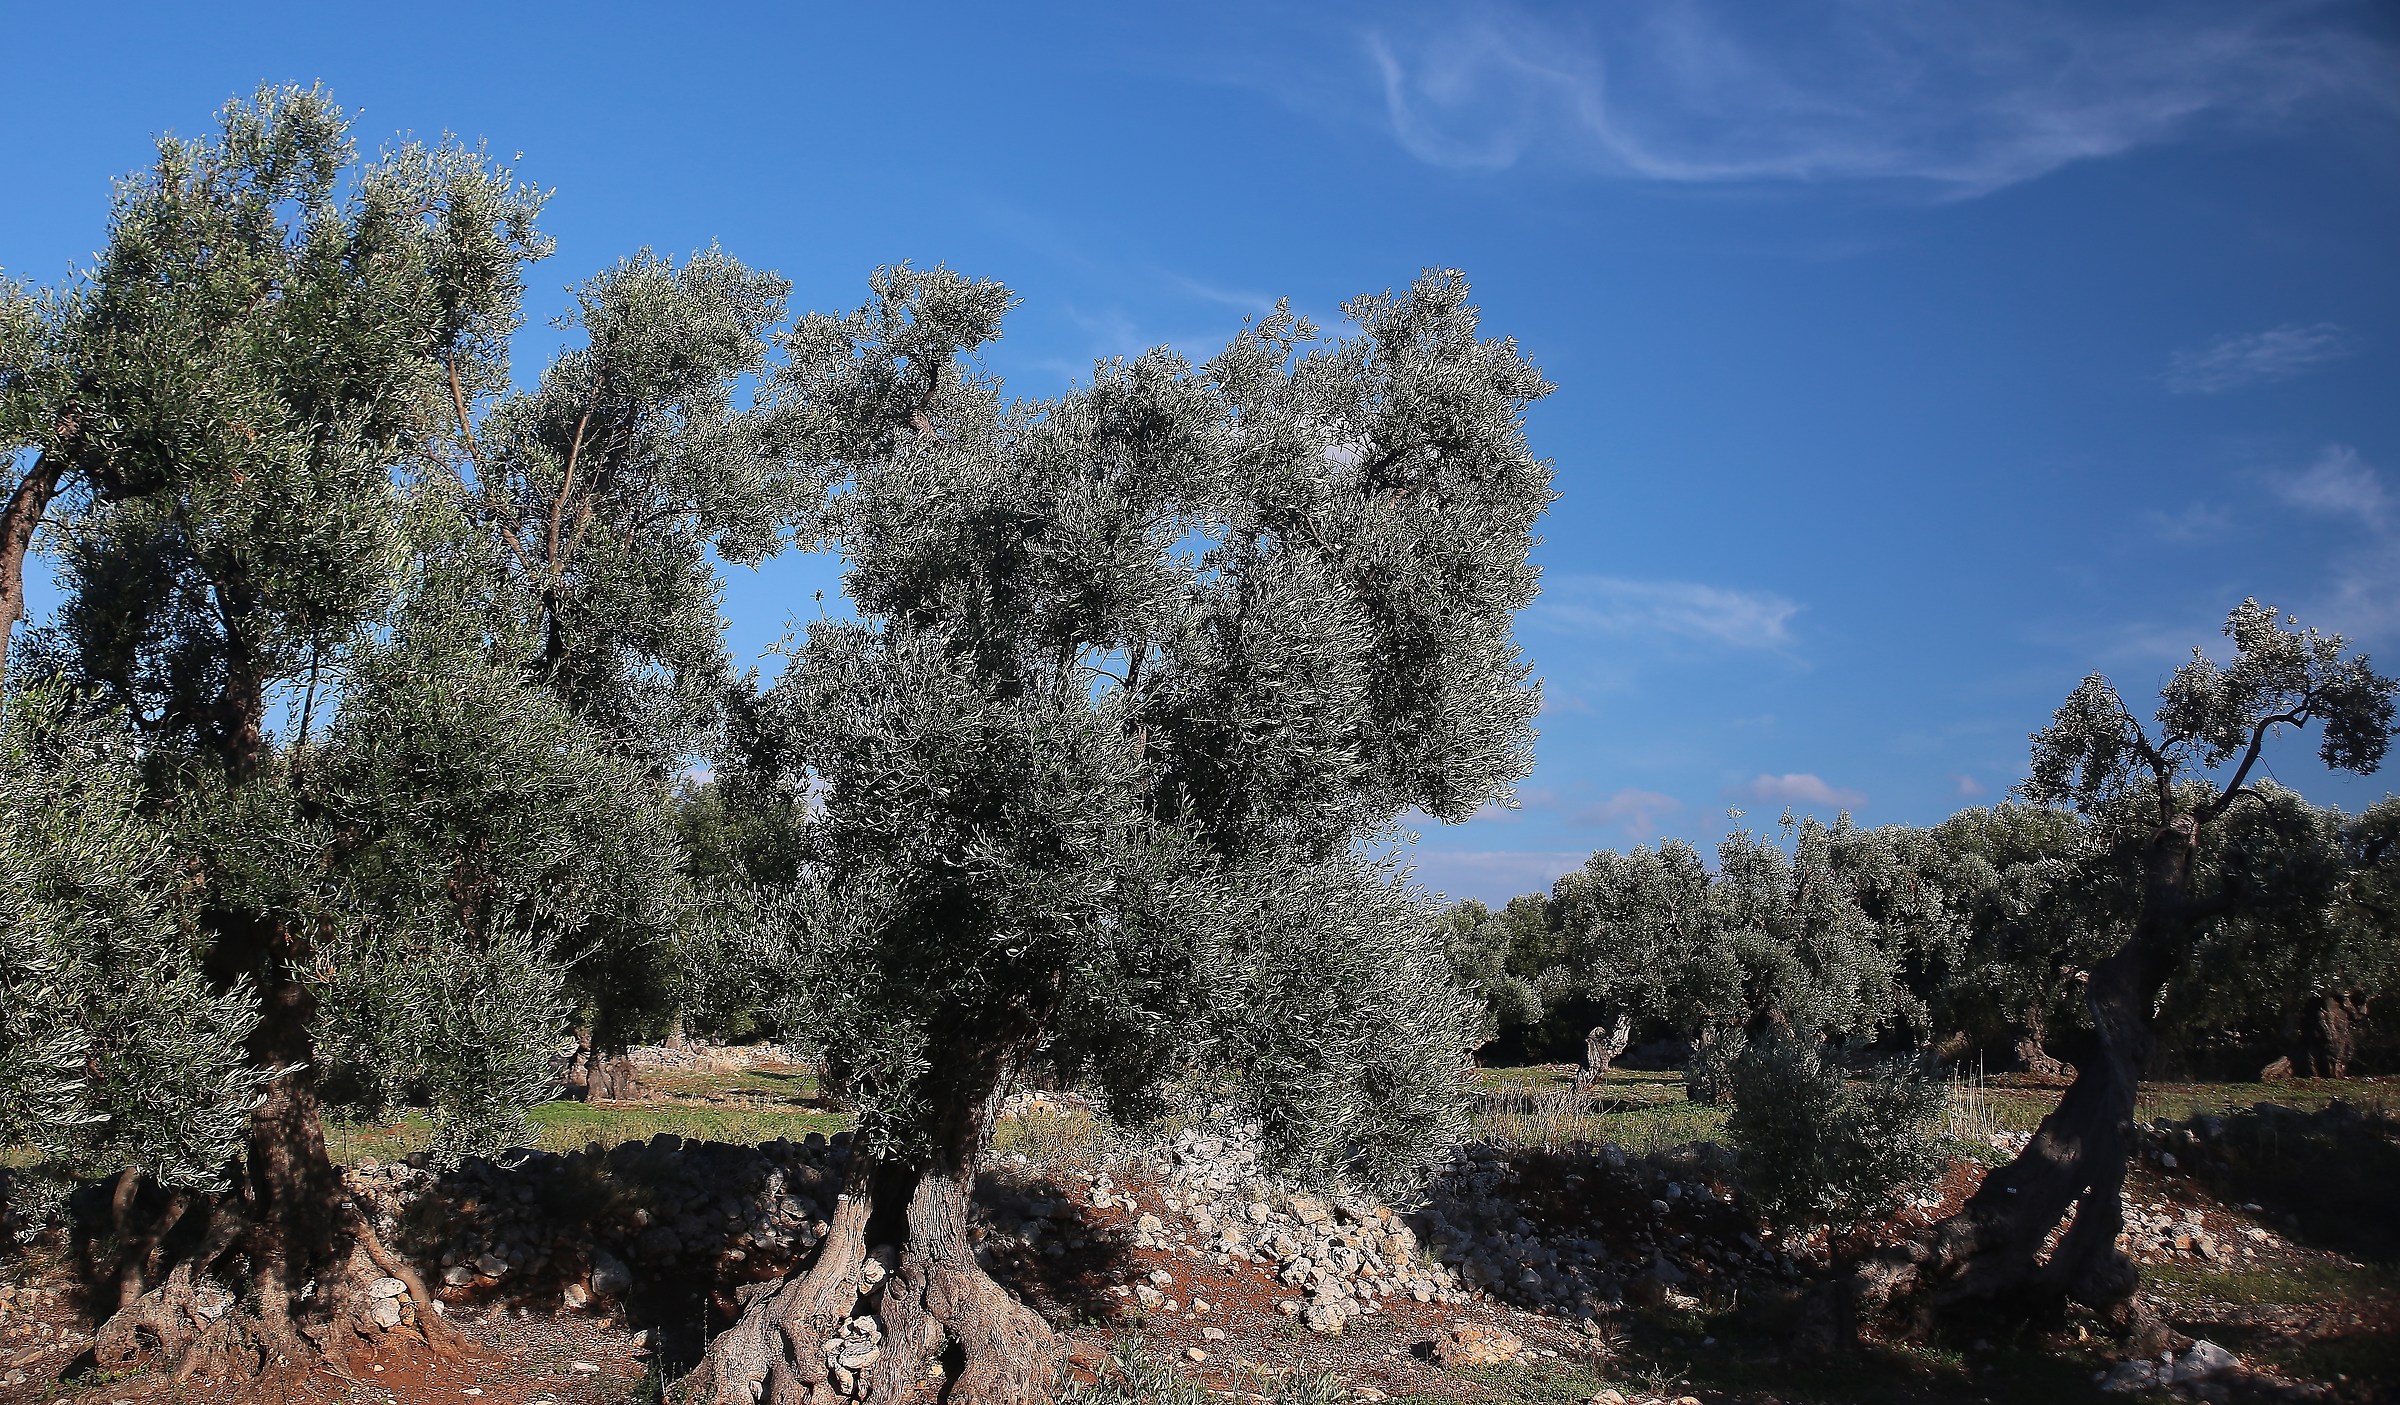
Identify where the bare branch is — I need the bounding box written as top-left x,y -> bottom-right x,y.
2206,702 -> 2312,820
548,401 -> 594,582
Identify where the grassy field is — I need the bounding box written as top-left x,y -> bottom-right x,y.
30,1055 -> 2380,1173
1469,1062 -> 2395,1151
300,1060 -> 2400,1168
323,1059 -> 850,1164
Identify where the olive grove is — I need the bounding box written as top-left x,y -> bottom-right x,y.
682,264 -> 1553,1405
0,87 -> 712,1379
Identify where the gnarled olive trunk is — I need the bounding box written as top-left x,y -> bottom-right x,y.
91,919 -> 461,1382
565,1024 -> 641,1101
682,1074 -> 1057,1405
1849,819 -> 2195,1339
1575,1013 -> 1632,1089
2012,1003 -> 2069,1078
2297,991 -> 2364,1079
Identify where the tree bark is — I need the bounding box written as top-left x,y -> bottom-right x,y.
92,917 -> 465,1382
588,1052 -> 640,1101
2298,992 -> 2363,1079
2012,1003 -> 2070,1079
0,447 -> 67,692
681,1078 -> 1058,1405
1575,1013 -> 1632,1091
1848,817 -> 2196,1338
563,1025 -> 640,1101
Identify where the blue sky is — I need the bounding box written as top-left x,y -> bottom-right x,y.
5,2 -> 2396,904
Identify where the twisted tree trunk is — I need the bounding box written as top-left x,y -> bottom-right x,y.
2012,1003 -> 2069,1079
682,1077 -> 1057,1405
2298,991 -> 2364,1079
1848,818 -> 2196,1339
91,919 -> 464,1383
565,1025 -> 641,1101
1574,1013 -> 1632,1091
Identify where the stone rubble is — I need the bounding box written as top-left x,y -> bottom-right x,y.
344,1129 -> 861,1331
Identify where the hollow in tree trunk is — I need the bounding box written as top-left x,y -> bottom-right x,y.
680,1079 -> 1058,1405
88,919 -> 466,1384
1847,818 -> 2196,1341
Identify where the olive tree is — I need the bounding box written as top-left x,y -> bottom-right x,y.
1910,803 -> 2130,1074
2168,787 -> 2400,1078
1854,600 -> 2398,1336
1552,816 -> 1925,1085
437,246 -> 797,1095
0,87 -> 683,1381
685,266 -> 1550,1405
1550,840 -> 1721,1073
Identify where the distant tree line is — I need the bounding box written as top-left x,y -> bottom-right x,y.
1440,788 -> 2400,1081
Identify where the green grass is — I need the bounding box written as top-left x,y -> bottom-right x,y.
1448,1356 -> 1608,1403
2145,1258 -> 2399,1309
2145,1258 -> 2400,1388
631,1062 -> 823,1103
324,1097 -> 853,1164
1471,1066 -> 2395,1152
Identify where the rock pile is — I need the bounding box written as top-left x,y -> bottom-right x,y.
2113,1199 -> 2283,1266
1091,1122 -> 1469,1335
1098,1119 -> 1822,1335
344,1130 -> 857,1315
1407,1140 -> 1807,1320
627,1041 -> 804,1071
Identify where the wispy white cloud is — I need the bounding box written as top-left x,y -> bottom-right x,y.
2277,445 -> 2400,637
1953,773 -> 1986,799
1733,772 -> 1866,810
2278,443 -> 2390,532
1362,1 -> 2395,196
1574,787 -> 1686,841
1534,575 -> 1800,650
2164,322 -> 2360,394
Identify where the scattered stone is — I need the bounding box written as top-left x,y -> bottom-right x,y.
589,1250 -> 632,1297
2171,1340 -> 2239,1383
1431,1322 -> 1524,1368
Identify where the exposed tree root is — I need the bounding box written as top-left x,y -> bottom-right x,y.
872,1170 -> 1057,1405
681,1165 -> 1058,1405
85,1190 -> 464,1389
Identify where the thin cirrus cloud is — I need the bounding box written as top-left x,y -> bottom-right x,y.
1734,772 -> 1867,810
2164,323 -> 2360,394
2277,444 -> 2390,533
1574,787 -> 1686,841
1533,575 -> 1799,650
1360,1 -> 2395,196
2276,444 -> 2400,637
